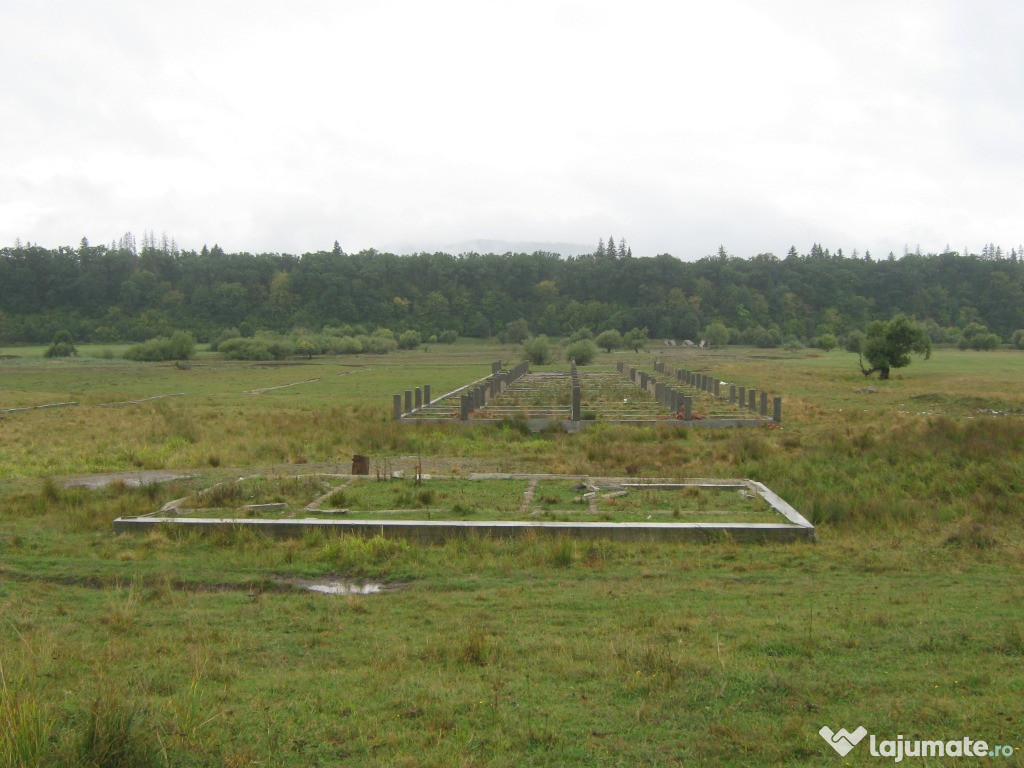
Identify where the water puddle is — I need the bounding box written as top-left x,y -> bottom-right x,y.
288,579 -> 394,595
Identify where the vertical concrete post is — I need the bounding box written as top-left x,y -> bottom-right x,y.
729,384 -> 736,404
571,385 -> 581,421
461,394 -> 471,420
424,384 -> 431,405
393,394 -> 402,420
492,361 -> 501,375
683,395 -> 692,421
655,382 -> 663,405
748,389 -> 757,412
714,380 -> 721,398
738,386 -> 746,407
404,390 -> 413,414
414,387 -> 422,409
760,390 -> 768,416
773,396 -> 782,423
639,372 -> 648,390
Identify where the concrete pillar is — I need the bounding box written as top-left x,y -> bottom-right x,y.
393,394 -> 402,420
640,372 -> 648,390
760,390 -> 768,416
404,390 -> 412,414
683,396 -> 692,421
655,382 -> 663,405
571,385 -> 581,421
414,387 -> 422,409
492,361 -> 501,375
714,380 -> 721,398
460,395 -> 470,420
738,386 -> 746,407
773,396 -> 782,423
729,384 -> 736,404
748,389 -> 757,411
424,384 -> 431,405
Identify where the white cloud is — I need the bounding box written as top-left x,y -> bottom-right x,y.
1,0 -> 1021,258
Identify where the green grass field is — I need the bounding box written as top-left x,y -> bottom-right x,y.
2,343 -> 1023,766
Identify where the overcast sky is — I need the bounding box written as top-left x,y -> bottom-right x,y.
2,1 -> 1022,259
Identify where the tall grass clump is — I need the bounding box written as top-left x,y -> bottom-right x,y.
0,671 -> 53,768
77,692 -> 160,768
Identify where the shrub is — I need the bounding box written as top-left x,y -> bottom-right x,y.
703,321 -> 729,348
266,340 -> 294,359
218,338 -> 272,360
359,335 -> 397,354
209,327 -> 239,351
334,336 -> 363,354
1013,330 -> 1024,350
748,326 -> 782,348
568,327 -> 593,343
44,330 -> 77,358
123,331 -> 195,362
813,333 -> 837,351
437,330 -> 458,344
566,339 -> 597,365
523,335 -> 552,365
398,330 -> 421,349
503,319 -> 530,344
958,323 -> 1001,350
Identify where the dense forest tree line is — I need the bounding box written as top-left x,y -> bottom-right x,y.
1,236 -> 1022,346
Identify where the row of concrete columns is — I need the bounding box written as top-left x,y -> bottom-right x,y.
393,384 -> 433,420
672,365 -> 782,423
458,360 -> 530,420
621,360 -> 783,422
570,360 -> 581,421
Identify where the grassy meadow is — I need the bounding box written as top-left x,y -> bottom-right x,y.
1,342 -> 1023,766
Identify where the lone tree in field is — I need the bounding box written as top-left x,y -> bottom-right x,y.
595,329 -> 622,352
846,315 -> 931,379
623,327 -> 648,352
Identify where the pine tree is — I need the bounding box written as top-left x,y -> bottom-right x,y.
596,238 -> 606,258
607,236 -> 616,258
617,238 -> 627,259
